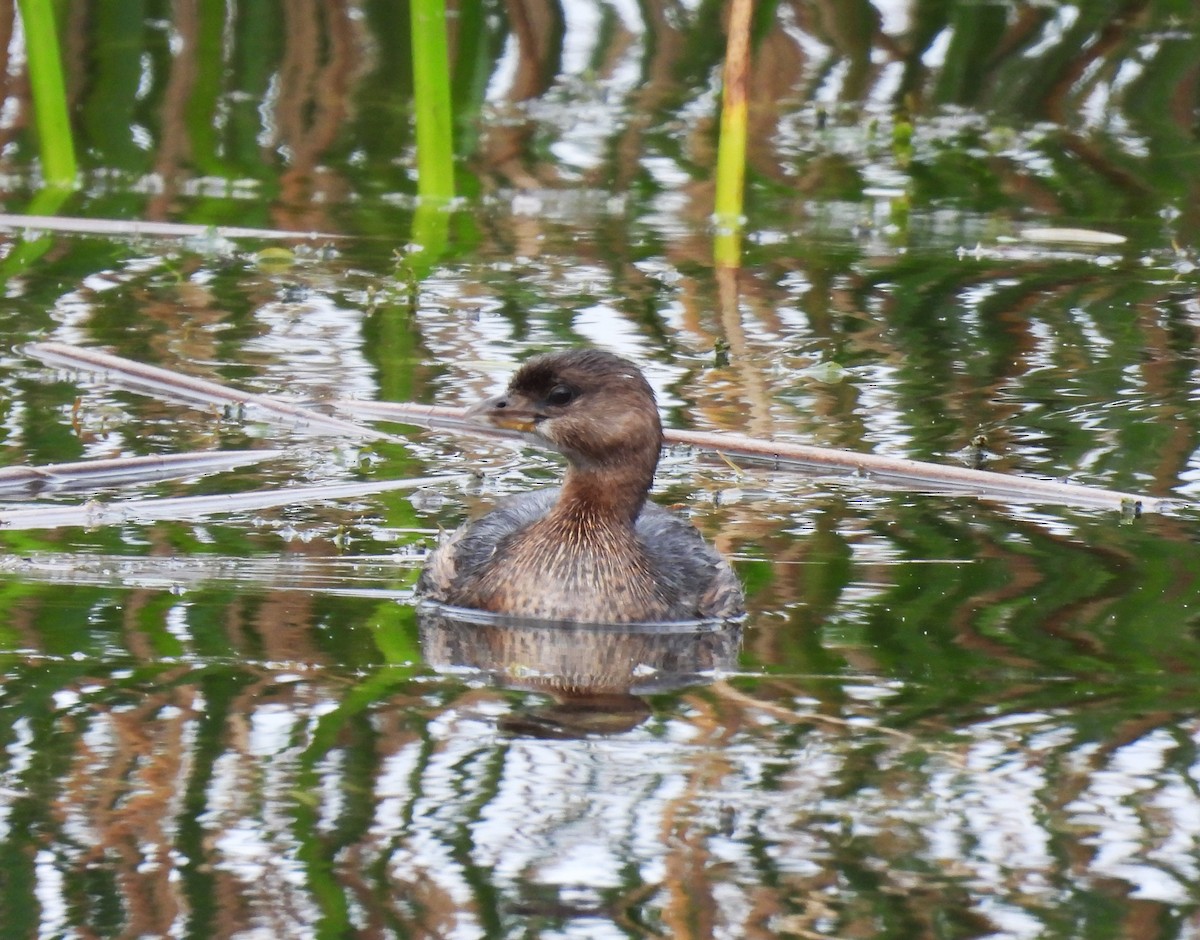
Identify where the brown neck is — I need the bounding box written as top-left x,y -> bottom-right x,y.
553,450 -> 658,527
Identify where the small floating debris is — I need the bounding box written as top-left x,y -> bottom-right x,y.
0,213 -> 342,241
0,450 -> 282,496
0,475 -> 467,530
796,361 -> 849,384
1015,227 -> 1127,246
254,246 -> 298,269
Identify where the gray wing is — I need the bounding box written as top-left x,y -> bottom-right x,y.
634,502 -> 744,620
417,489 -> 558,601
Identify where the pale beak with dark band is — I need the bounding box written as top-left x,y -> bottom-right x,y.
466,393 -> 539,433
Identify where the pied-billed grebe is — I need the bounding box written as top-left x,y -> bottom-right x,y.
417,349 -> 744,623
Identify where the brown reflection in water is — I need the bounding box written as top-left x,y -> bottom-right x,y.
40,584 -> 357,933
58,667 -> 198,938
475,0 -> 564,190
948,538 -> 1044,670
143,0 -> 364,228
1135,300 -> 1200,497
130,257 -> 237,373
715,266 -> 776,438
803,0 -> 884,101
147,0 -> 201,219
612,1 -> 684,194
0,2 -> 18,155
273,0 -> 361,229
420,604 -> 740,737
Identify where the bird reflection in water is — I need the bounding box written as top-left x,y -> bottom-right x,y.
418,605 -> 740,737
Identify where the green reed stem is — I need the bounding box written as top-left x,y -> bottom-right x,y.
18,0 -> 76,189
410,0 -> 455,203
714,0 -> 754,267
0,186 -> 70,281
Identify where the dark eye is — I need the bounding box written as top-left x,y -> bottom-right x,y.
545,385 -> 576,407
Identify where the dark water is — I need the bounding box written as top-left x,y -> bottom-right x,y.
1,1 -> 1200,937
